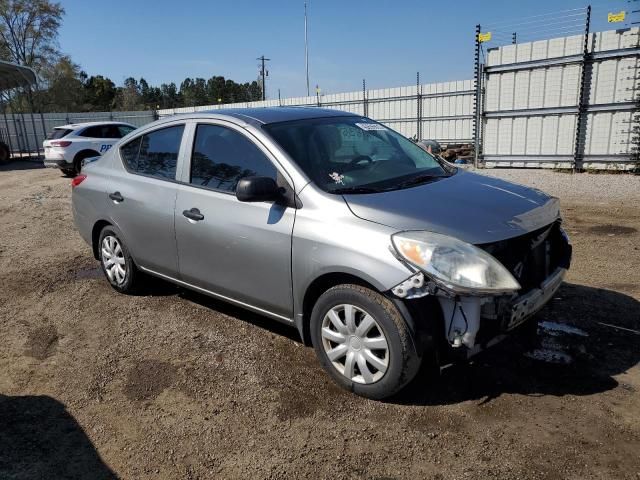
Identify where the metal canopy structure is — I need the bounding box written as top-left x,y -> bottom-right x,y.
0,60 -> 40,163
0,60 -> 37,91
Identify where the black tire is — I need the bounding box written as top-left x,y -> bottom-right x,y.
516,316 -> 540,351
310,284 -> 420,400
61,169 -> 76,177
97,225 -> 140,294
0,142 -> 10,165
73,151 -> 98,174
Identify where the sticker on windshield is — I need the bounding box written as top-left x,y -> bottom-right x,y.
329,172 -> 345,184
355,123 -> 387,131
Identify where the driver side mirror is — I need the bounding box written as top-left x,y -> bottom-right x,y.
236,176 -> 282,203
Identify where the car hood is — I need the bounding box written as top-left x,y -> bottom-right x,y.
342,170 -> 560,244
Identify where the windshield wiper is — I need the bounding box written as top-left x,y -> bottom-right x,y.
395,173 -> 442,189
330,186 -> 388,194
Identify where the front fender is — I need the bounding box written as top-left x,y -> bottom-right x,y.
291,189 -> 414,327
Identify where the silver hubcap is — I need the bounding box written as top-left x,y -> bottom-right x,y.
101,235 -> 126,285
321,304 -> 389,384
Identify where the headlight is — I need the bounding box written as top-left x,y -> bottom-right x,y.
391,231 -> 520,295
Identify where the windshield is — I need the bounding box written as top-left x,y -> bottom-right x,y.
263,116 -> 450,193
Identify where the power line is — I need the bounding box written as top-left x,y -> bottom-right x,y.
483,14 -> 587,31
482,7 -> 587,29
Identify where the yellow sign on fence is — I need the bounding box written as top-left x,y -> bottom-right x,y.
478,32 -> 492,43
608,11 -> 626,23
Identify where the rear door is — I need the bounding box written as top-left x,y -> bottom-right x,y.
106,123 -> 188,276
174,121 -> 295,319
77,125 -> 108,154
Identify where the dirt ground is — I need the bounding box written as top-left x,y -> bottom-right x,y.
1,162 -> 639,480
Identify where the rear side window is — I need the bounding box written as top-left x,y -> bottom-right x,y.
79,124 -> 133,138
78,126 -> 106,138
120,125 -> 184,180
47,128 -> 72,140
117,125 -> 136,137
190,124 -> 277,192
120,137 -> 141,170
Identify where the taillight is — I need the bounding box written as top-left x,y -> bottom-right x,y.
51,140 -> 72,147
71,174 -> 87,188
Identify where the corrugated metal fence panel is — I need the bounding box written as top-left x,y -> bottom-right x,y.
0,110 -> 155,153
486,65 -> 581,111
487,34 -> 584,66
0,82 -> 476,153
483,27 -> 640,169
156,81 -> 474,142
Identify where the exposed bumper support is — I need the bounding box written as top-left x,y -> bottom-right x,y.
437,267 -> 566,351
507,267 -> 566,331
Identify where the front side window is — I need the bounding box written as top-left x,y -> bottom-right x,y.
120,125 -> 184,179
263,116 -> 450,194
190,124 -> 277,192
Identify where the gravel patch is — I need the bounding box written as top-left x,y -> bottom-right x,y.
473,168 -> 640,204
0,166 -> 639,479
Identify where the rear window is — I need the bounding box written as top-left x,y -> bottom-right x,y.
47,128 -> 73,140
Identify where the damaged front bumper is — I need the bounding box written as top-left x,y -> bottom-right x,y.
507,267 -> 566,331
389,222 -> 572,357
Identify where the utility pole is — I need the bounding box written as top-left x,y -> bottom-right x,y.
257,55 -> 270,101
305,2 -> 310,96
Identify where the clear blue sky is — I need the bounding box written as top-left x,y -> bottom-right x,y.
59,0 -> 626,98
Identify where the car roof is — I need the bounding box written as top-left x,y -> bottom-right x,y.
195,107 -> 357,126
54,121 -> 136,130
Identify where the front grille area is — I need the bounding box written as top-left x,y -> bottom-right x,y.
479,221 -> 572,294
470,222 -> 571,347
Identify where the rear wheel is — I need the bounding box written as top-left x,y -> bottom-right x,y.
0,142 -> 10,165
98,226 -> 140,294
73,151 -> 98,174
310,284 -> 420,400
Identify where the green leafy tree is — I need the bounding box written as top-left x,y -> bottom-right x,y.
159,82 -> 180,108
180,77 -> 208,106
0,0 -> 64,113
84,75 -> 116,111
0,0 -> 64,71
37,55 -> 84,111
114,77 -> 142,111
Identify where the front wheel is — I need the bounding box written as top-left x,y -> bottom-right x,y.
310,284 -> 420,400
98,226 -> 140,294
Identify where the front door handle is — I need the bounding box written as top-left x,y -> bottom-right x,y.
182,208 -> 204,221
109,191 -> 124,203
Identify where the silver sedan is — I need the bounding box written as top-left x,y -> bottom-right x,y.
71,107 -> 571,399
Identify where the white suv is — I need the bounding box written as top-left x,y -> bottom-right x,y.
43,121 -> 137,176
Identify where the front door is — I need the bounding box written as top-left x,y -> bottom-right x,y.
175,122 -> 295,320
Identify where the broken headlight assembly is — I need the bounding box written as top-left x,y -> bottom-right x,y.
391,231 -> 521,296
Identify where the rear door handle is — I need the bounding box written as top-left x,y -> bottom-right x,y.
109,191 -> 124,202
182,208 -> 204,221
